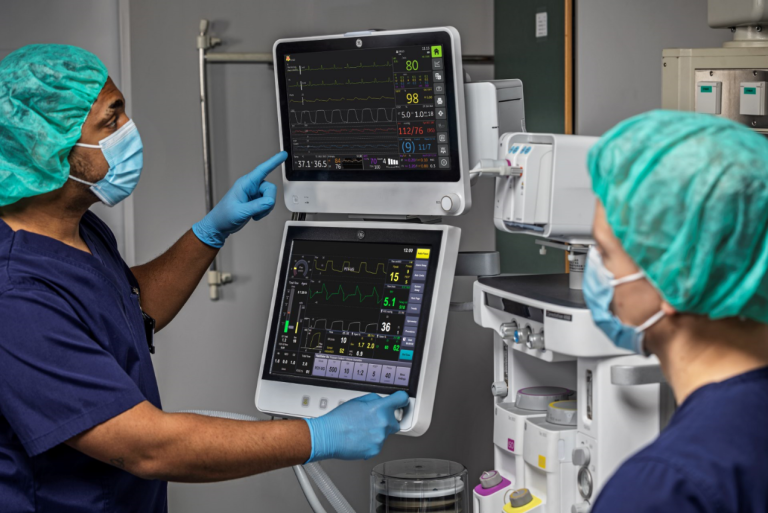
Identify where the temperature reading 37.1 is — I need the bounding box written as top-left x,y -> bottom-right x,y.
270,240 -> 432,389
284,43 -> 450,171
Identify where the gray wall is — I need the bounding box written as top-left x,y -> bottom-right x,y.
128,1 -> 495,512
575,0 -> 732,136
0,0 -> 130,256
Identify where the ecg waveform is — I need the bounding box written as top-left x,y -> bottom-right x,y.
289,96 -> 394,104
289,77 -> 393,88
288,62 -> 392,72
309,283 -> 382,304
291,108 -> 396,125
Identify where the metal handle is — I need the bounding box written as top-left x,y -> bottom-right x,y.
610,364 -> 666,386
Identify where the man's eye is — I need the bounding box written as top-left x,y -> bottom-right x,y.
108,119 -> 117,128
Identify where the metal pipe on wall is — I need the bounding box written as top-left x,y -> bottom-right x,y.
197,20 -> 232,301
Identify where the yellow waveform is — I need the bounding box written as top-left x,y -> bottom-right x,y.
307,331 -> 323,349
313,259 -> 385,275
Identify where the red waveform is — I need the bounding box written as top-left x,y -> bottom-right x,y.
294,127 -> 396,134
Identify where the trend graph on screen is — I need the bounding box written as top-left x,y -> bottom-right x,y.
270,240 -> 432,389
283,43 -> 451,172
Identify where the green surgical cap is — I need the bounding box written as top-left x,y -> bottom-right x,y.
588,109 -> 768,323
0,44 -> 108,207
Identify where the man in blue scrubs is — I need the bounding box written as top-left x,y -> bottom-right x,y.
583,110 -> 768,512
0,45 -> 408,512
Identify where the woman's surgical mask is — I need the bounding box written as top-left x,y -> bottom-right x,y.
69,119 -> 143,207
583,246 -> 665,354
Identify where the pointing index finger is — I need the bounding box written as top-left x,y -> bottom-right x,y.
241,151 -> 288,199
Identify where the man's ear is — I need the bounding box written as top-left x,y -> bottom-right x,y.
661,301 -> 677,316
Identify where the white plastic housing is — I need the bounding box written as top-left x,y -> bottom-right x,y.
255,221 -> 461,437
473,279 -> 662,511
575,356 -> 660,501
740,81 -> 767,115
696,81 -> 722,115
273,27 -> 471,217
708,0 -> 768,27
473,280 -> 628,360
523,417 -> 576,513
464,80 -> 526,168
494,133 -> 598,242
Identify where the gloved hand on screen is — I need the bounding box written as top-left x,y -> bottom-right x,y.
192,151 -> 287,248
304,391 -> 410,462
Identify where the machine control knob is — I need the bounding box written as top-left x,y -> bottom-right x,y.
572,501 -> 591,513
525,331 -> 545,350
509,488 -> 534,508
394,408 -> 404,422
492,381 -> 509,397
573,446 -> 591,467
513,326 -> 531,344
500,322 -> 518,340
546,399 -> 578,426
440,193 -> 461,214
479,470 -> 503,489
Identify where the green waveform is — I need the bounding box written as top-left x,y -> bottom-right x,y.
289,96 -> 395,104
288,62 -> 392,71
289,78 -> 393,88
309,283 -> 382,304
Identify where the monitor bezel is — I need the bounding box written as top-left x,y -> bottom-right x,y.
274,29 -> 461,183
260,225 -> 444,397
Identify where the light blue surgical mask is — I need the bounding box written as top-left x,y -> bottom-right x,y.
69,119 -> 143,207
583,246 -> 665,354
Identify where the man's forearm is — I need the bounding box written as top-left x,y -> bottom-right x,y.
141,413 -> 311,482
130,230 -> 218,331
68,402 -> 312,483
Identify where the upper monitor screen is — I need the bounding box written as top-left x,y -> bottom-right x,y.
274,30 -> 461,183
263,226 -> 444,396
284,45 -> 450,172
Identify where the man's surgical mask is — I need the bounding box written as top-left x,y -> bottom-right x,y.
583,246 -> 665,354
69,119 -> 143,207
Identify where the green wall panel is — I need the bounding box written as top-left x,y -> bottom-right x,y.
494,0 -> 568,275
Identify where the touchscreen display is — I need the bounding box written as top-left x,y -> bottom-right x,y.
283,44 -> 451,172
268,239 -> 433,390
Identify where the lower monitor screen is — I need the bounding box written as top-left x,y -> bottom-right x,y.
268,239 -> 434,393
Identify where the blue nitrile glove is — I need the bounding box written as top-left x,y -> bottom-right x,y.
192,151 -> 288,248
304,391 -> 410,462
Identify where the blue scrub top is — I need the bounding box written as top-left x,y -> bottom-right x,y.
593,366 -> 768,513
0,212 -> 167,512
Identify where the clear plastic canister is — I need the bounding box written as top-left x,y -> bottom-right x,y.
371,459 -> 468,513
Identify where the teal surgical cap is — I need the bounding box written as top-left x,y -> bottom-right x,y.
588,109 -> 768,324
0,44 -> 108,207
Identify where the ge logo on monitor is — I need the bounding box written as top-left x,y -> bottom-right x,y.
356,39 -> 363,48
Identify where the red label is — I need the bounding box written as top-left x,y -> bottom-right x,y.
508,439 -> 515,452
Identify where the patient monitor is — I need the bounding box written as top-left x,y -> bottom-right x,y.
272,27 -> 471,216
256,221 -> 459,436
